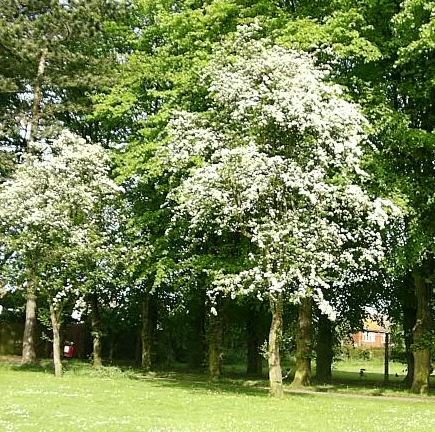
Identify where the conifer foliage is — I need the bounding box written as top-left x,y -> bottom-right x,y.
0,0 -> 127,151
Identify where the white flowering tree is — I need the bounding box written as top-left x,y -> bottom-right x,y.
160,31 -> 398,396
0,131 -> 122,376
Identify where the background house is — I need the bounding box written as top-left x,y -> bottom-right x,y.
353,319 -> 389,348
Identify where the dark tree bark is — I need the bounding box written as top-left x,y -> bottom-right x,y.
402,275 -> 417,387
315,313 -> 333,382
141,291 -> 154,372
49,304 -> 62,378
292,296 -> 313,388
134,331 -> 142,365
22,287 -> 37,365
411,265 -> 431,394
108,336 -> 115,364
187,289 -> 206,369
91,294 -> 103,368
246,307 -> 263,375
208,301 -> 223,380
268,292 -> 284,397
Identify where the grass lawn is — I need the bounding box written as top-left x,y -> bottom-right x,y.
1,360 -> 435,432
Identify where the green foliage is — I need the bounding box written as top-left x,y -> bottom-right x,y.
411,330 -> 435,351
0,0 -> 435,382
0,0 -> 131,150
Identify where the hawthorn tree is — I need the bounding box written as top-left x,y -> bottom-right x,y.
90,0 -> 398,378
252,0 -> 435,393
160,31 -> 399,397
0,131 -> 121,375
0,0 -> 132,365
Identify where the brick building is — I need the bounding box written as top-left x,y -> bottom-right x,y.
352,319 -> 389,348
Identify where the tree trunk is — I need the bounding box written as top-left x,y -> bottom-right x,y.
49,304 -> 62,378
402,275 -> 417,387
150,295 -> 158,366
411,266 -> 431,394
384,332 -> 390,382
21,49 -> 46,360
108,337 -> 115,364
209,302 -> 223,380
188,289 -> 206,369
141,291 -> 153,372
315,313 -> 333,382
292,296 -> 313,388
91,294 -> 103,368
134,331 -> 142,366
28,48 -> 46,146
268,292 -> 284,397
246,307 -> 263,375
22,287 -> 37,365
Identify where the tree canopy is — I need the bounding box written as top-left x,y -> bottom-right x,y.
0,0 -> 434,396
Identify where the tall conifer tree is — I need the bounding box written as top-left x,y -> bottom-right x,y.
0,0 -> 129,153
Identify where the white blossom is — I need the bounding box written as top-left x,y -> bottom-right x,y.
160,39 -> 400,317
0,130 -> 122,303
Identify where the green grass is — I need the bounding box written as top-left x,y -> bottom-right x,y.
324,359 -> 435,396
1,359 -> 435,432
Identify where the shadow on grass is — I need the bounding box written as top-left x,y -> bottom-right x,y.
143,376 -> 316,399
12,363 -> 50,373
3,357 -> 434,397
311,373 -> 435,396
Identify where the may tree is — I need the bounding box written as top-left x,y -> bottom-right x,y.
0,131 -> 121,375
160,31 -> 398,397
0,0 -> 130,364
